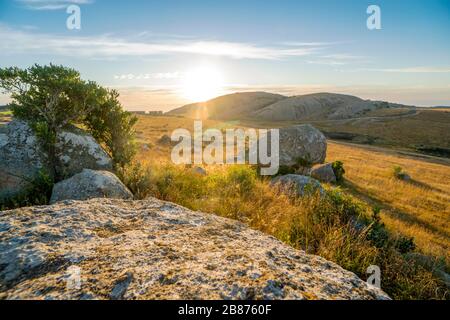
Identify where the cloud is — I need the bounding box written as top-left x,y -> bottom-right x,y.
0,25 -> 324,60
16,0 -> 93,10
363,67 -> 450,73
114,72 -> 181,80
307,54 -> 367,66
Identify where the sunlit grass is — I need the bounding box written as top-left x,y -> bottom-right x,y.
127,115 -> 449,299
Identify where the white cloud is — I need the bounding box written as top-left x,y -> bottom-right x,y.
307,54 -> 367,66
0,25 -> 323,60
114,72 -> 181,80
16,0 -> 93,10
363,67 -> 450,73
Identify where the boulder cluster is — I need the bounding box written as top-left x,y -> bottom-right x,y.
0,120 -> 132,204
272,124 -> 338,196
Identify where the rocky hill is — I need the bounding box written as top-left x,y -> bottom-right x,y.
167,92 -> 412,121
166,92 -> 286,120
0,198 -> 389,300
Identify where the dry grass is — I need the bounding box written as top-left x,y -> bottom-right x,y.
134,115 -> 449,263
327,142 -> 450,262
127,115 -> 450,299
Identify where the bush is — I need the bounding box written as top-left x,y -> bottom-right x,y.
392,165 -> 410,180
0,64 -> 137,175
0,170 -> 54,210
331,160 -> 345,182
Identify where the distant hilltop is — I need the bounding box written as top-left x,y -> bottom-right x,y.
130,110 -> 163,116
166,92 -> 415,121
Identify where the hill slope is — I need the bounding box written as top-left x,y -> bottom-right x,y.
168,92 -> 411,121
253,93 -> 379,121
166,91 -> 286,120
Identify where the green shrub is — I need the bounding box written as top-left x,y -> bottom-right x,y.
331,160 -> 345,182
0,64 -> 137,175
392,165 -> 410,180
0,170 -> 54,210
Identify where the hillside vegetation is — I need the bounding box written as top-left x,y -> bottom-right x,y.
167,92 -> 450,155
125,115 -> 450,299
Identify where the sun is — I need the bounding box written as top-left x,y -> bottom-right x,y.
180,65 -> 225,102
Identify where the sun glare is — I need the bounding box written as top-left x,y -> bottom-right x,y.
180,65 -> 225,102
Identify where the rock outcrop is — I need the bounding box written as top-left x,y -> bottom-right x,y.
278,125 -> 327,167
0,120 -> 112,202
50,169 -> 133,204
272,175 -> 324,197
55,127 -> 112,178
311,163 -> 337,183
0,121 -> 47,201
0,198 -> 389,300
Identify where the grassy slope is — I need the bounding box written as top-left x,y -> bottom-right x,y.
128,115 -> 449,299
327,142 -> 449,260
134,115 -> 449,263
238,108 -> 450,152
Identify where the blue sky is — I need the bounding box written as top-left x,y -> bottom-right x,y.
0,0 -> 449,110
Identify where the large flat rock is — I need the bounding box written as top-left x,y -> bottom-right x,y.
0,198 -> 389,300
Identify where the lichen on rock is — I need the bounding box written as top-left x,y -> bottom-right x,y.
0,198 -> 390,300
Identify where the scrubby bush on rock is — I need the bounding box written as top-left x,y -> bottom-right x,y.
0,64 -> 137,175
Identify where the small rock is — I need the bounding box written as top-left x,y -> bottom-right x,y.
311,163 -> 337,183
272,174 -> 324,197
157,134 -> 172,146
192,167 -> 207,176
50,169 -> 133,204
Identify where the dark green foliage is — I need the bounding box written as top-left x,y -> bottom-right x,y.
395,236 -> 416,254
331,160 -> 345,182
0,170 -> 54,210
0,64 -> 137,173
392,165 -> 409,180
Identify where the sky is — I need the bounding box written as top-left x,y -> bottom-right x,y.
0,0 -> 449,110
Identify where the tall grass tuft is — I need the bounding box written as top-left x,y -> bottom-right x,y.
123,160 -> 448,300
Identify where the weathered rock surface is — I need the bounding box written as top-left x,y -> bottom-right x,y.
311,163 -> 337,183
0,121 -> 46,201
272,175 -> 324,197
55,127 -> 112,178
50,169 -> 133,204
278,125 -> 327,167
0,198 -> 389,300
0,120 -> 112,202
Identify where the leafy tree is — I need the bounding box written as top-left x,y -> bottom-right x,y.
0,64 -> 137,177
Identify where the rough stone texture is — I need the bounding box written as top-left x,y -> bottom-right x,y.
0,121 -> 47,201
272,175 -> 324,197
278,124 -> 327,167
0,120 -> 112,202
311,163 -> 337,183
55,127 -> 112,178
50,169 -> 133,204
0,198 -> 389,300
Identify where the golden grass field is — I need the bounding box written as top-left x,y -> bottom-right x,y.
327,142 -> 450,261
134,115 -> 450,264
